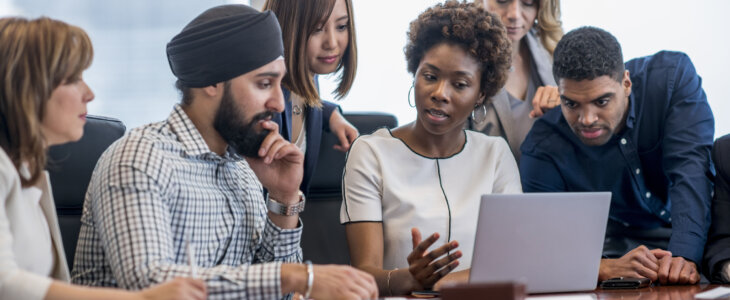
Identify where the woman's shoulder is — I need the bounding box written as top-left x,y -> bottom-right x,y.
348,127 -> 404,158
464,130 -> 511,153
353,127 -> 396,144
466,130 -> 509,144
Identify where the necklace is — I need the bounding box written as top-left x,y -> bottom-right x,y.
293,104 -> 303,115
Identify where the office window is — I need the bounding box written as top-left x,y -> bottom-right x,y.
2,0 -> 728,137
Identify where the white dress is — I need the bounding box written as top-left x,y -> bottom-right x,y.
340,128 -> 522,271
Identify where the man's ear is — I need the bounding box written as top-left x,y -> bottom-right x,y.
622,70 -> 632,97
202,82 -> 224,98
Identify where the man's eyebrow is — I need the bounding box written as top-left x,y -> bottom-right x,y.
255,72 -> 282,78
560,92 -> 615,102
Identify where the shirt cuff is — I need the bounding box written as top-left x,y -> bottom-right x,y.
262,217 -> 303,259
244,262 -> 283,299
667,231 -> 705,264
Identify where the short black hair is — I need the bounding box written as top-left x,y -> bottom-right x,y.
553,26 -> 624,83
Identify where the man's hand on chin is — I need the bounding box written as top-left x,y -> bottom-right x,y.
245,120 -> 304,199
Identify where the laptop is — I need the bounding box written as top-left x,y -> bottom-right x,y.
469,192 -> 611,294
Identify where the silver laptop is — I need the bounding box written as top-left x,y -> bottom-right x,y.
469,192 -> 611,293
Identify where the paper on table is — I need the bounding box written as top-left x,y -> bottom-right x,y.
527,294 -> 596,300
695,286 -> 730,299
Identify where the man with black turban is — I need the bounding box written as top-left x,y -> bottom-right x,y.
71,4 -> 377,300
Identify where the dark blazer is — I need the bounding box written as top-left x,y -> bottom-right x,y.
704,134 -> 730,281
272,87 -> 339,196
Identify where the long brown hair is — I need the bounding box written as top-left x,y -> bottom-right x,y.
0,17 -> 93,187
263,0 -> 358,107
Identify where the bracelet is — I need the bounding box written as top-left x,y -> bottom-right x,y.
387,268 -> 397,296
304,260 -> 314,299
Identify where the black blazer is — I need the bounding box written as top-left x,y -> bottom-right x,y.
704,134 -> 730,281
272,87 -> 339,196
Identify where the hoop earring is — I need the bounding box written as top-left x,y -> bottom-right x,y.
407,83 -> 416,108
472,103 -> 487,124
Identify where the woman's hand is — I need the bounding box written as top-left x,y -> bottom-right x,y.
329,110 -> 359,152
529,85 -> 560,118
406,228 -> 462,290
138,277 -> 206,300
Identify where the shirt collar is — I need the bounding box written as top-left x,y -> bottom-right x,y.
625,91 -> 637,129
167,104 -> 243,161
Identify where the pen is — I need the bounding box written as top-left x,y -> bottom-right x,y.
185,236 -> 198,278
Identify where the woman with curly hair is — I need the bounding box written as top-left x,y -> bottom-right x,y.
0,16 -> 206,300
340,1 -> 521,295
471,0 -> 564,161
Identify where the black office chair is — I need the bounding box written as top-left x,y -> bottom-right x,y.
301,112 -> 398,264
47,115 -> 126,266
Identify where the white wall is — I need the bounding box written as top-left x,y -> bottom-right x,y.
321,0 -> 730,138
1,0 -> 728,137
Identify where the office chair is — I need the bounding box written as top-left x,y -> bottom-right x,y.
47,115 -> 126,267
302,112 -> 398,264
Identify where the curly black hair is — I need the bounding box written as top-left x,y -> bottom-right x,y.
404,0 -> 511,100
553,26 -> 624,83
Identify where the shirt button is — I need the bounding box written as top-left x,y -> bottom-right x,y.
660,210 -> 666,216
646,192 -> 651,198
621,138 -> 627,145
635,168 -> 641,175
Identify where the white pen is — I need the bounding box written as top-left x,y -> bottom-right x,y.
185,236 -> 198,278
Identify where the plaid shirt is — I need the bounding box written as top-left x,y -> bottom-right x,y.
71,105 -> 302,300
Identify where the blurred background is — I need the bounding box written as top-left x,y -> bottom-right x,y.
2,0 -> 728,137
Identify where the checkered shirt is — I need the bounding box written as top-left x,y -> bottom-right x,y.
71,105 -> 302,300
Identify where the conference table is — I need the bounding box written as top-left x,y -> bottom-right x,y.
585,284 -> 718,299
397,284 -> 727,299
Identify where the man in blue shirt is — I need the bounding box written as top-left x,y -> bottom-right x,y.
520,27 -> 714,285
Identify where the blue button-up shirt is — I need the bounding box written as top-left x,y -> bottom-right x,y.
520,51 -> 714,264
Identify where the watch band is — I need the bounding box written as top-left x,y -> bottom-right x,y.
266,191 -> 306,216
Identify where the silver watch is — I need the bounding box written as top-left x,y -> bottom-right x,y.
266,191 -> 306,216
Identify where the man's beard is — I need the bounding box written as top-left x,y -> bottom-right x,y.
213,85 -> 274,158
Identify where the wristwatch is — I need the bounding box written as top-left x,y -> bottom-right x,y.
266,190 -> 306,216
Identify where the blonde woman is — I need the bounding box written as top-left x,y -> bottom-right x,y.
471,0 -> 564,161
0,16 -> 206,300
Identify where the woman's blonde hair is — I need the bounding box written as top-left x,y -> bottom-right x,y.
263,0 -> 358,107
536,0 -> 563,55
0,17 -> 93,187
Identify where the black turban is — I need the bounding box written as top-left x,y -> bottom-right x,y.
167,4 -> 284,88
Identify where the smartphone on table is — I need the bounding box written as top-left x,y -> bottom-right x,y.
600,277 -> 651,289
